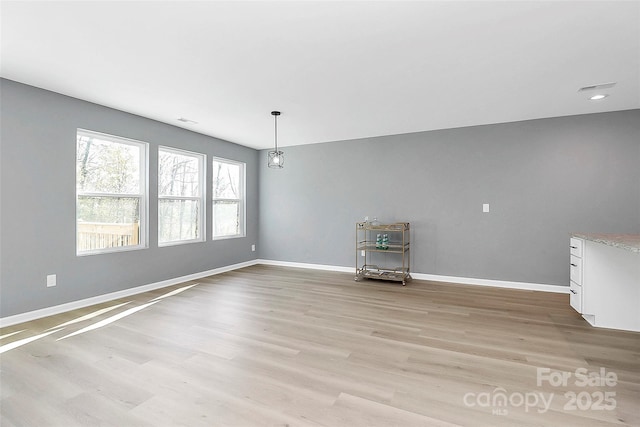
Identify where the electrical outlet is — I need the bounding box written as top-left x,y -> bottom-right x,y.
47,274 -> 56,287
361,250 -> 366,257
251,244 -> 256,252
483,203 -> 490,213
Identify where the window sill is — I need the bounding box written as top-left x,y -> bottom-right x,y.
77,244 -> 148,256
159,239 -> 205,248
212,234 -> 245,241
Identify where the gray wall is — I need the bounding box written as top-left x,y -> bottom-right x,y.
0,79 -> 259,317
259,110 -> 640,286
2,78 -> 638,319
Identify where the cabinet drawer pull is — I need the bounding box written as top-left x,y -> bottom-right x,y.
570,289 -> 577,294
570,246 -> 577,249
570,263 -> 578,267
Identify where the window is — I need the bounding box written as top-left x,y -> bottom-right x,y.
212,158 -> 245,239
158,147 -> 205,245
76,129 -> 147,254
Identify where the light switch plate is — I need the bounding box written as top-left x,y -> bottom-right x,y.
47,274 -> 56,287
483,203 -> 490,213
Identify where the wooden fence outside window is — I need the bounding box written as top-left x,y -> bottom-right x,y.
77,222 -> 140,251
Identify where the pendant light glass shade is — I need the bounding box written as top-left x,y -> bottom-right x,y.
268,150 -> 284,168
268,111 -> 284,169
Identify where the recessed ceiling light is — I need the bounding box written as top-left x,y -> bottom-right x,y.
589,94 -> 608,101
177,117 -> 198,124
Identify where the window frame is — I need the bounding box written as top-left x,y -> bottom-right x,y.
158,146 -> 206,246
212,156 -> 246,240
76,129 -> 149,256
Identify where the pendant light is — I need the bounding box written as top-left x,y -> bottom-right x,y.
267,111 -> 284,168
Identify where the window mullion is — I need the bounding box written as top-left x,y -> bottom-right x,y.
158,195 -> 200,201
78,191 -> 144,198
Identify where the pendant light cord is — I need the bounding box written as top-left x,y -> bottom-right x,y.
274,113 -> 278,152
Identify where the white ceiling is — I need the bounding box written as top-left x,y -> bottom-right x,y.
1,1 -> 639,150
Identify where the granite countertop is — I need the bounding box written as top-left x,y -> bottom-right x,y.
571,233 -> 640,253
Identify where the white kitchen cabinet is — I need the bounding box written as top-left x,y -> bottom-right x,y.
569,237 -> 584,312
569,234 -> 640,332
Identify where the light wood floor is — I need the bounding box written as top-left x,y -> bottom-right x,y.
1,265 -> 639,426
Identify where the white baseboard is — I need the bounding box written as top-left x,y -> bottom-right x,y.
256,259 -> 354,273
0,260 -> 259,328
410,272 -> 568,293
256,259 -> 569,294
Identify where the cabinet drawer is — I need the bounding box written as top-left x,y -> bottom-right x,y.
569,281 -> 582,313
570,255 -> 583,285
570,237 -> 583,258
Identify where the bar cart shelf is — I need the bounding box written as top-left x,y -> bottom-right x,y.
355,222 -> 411,285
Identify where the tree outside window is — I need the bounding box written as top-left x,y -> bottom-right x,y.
212,158 -> 245,238
158,147 -> 205,245
76,130 -> 147,254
